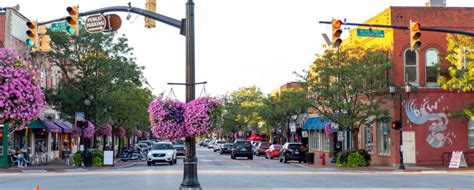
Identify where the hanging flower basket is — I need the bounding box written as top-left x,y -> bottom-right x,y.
116,127 -> 126,138
148,96 -> 221,140
98,124 -> 112,137
84,121 -> 95,139
0,48 -> 45,125
135,129 -> 142,138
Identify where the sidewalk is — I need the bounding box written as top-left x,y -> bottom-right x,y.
0,159 -> 137,173
289,161 -> 474,173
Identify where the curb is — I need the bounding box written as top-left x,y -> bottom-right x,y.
289,163 -> 474,174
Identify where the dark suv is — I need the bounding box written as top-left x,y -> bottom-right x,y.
231,140 -> 253,160
279,142 -> 306,163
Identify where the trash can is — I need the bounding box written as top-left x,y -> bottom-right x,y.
84,152 -> 93,167
305,152 -> 315,164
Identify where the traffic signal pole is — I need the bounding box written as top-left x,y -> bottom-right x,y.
319,21 -> 474,36
37,1 -> 200,189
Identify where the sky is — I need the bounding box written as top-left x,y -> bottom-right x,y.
2,0 -> 474,102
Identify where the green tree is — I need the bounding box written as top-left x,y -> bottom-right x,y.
305,48 -> 392,150
438,34 -> 474,120
220,86 -> 264,136
45,27 -> 147,128
258,88 -> 310,141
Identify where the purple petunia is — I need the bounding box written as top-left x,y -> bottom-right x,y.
98,123 -> 113,137
84,121 -> 95,139
0,48 -> 45,125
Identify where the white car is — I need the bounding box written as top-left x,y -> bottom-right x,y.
147,142 -> 177,166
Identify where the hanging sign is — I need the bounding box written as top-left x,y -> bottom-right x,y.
85,15 -> 107,33
449,151 -> 468,168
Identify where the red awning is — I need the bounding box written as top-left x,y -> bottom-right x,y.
246,135 -> 263,141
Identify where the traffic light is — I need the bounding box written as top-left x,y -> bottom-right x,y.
331,19 -> 343,48
66,6 -> 79,36
145,0 -> 156,28
410,20 -> 421,51
391,121 -> 402,130
37,26 -> 51,52
26,21 -> 37,49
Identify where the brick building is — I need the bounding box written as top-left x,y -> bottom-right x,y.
344,5 -> 474,166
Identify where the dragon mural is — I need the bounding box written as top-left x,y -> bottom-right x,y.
405,97 -> 454,148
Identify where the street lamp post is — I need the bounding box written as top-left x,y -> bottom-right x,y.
82,98 -> 91,167
180,0 -> 201,189
389,84 -> 411,170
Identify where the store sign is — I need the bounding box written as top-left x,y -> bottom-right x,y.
75,112 -> 85,121
449,151 -> 468,168
302,131 -> 308,138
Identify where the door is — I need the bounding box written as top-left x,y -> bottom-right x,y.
402,131 -> 416,164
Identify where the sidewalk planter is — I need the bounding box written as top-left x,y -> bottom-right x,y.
336,149 -> 371,167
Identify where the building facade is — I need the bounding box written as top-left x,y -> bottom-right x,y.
344,6 -> 474,166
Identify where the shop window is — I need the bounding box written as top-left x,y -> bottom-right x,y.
404,49 -> 418,86
469,120 -> 474,149
322,134 -> 330,152
51,133 -> 59,151
362,124 -> 373,153
378,122 -> 391,156
309,131 -> 320,151
425,48 -> 440,86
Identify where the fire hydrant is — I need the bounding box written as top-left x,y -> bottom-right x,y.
321,152 -> 326,165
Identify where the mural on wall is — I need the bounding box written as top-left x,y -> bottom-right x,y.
405,96 -> 454,148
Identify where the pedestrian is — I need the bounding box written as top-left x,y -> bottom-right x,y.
39,141 -> 46,165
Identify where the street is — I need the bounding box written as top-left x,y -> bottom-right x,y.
0,147 -> 473,190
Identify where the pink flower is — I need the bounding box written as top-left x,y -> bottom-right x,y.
84,121 -> 95,139
98,124 -> 112,137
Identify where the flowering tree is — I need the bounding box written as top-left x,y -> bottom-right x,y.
148,96 -> 221,140
0,48 -> 45,127
98,124 -> 112,137
84,121 -> 95,139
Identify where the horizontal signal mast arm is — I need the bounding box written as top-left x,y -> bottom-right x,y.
319,21 -> 474,36
38,6 -> 182,29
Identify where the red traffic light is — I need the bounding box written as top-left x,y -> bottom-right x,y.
391,121 -> 402,130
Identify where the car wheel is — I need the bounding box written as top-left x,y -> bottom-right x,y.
169,161 -> 173,165
249,155 -> 253,160
220,152 -> 223,155
174,159 -> 177,164
152,162 -> 156,165
147,162 -> 151,166
299,160 -> 302,163
279,158 -> 282,162
265,155 -> 268,159
270,156 -> 273,159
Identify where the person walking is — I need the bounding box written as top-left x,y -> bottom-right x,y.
39,141 -> 47,165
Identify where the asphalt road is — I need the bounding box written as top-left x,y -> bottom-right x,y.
0,147 -> 473,190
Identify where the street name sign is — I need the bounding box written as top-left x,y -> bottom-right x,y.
357,28 -> 385,38
85,15 -> 106,33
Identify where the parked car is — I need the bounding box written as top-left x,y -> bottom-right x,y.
219,143 -> 233,155
135,143 -> 150,152
279,142 -> 306,163
147,142 -> 177,166
213,140 -> 226,152
265,144 -> 282,159
139,141 -> 153,150
256,142 -> 270,156
202,140 -> 211,147
231,140 -> 253,160
207,140 -> 216,149
173,140 -> 186,156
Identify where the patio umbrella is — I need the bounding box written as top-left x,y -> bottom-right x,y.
246,135 -> 263,141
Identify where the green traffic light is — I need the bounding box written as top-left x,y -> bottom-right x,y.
26,39 -> 34,47
66,26 -> 75,35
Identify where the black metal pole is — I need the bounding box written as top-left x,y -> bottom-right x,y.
398,94 -> 405,170
180,0 -> 201,189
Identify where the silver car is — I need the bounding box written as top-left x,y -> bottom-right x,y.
147,142 -> 177,166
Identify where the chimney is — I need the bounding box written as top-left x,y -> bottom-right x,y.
426,0 -> 447,7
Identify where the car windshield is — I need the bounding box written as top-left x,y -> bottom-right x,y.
288,144 -> 302,150
273,145 -> 282,149
260,142 -> 268,147
223,144 -> 233,148
235,141 -> 251,148
174,140 -> 185,145
152,144 -> 173,150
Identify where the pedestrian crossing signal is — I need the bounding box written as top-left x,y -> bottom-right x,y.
391,121 -> 402,130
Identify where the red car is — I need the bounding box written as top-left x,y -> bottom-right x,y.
256,142 -> 270,156
265,144 -> 282,159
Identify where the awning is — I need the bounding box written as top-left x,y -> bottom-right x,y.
303,116 -> 329,130
54,121 -> 73,134
28,119 -> 47,129
43,120 -> 62,133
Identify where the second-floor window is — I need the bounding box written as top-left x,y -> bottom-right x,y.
425,48 -> 439,86
404,49 -> 418,86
